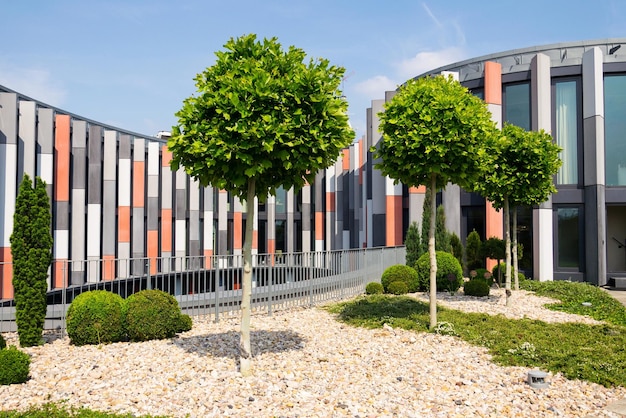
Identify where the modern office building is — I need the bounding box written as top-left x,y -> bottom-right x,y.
372,38 -> 626,286
0,38 -> 624,300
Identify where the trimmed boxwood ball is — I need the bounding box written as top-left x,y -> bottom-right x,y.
387,280 -> 409,295
414,251 -> 464,292
380,264 -> 419,293
0,346 -> 31,385
464,278 -> 491,297
365,282 -> 384,295
176,314 -> 193,333
125,289 -> 182,342
66,290 -> 126,346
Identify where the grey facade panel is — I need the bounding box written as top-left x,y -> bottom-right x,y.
102,181 -> 117,254
0,93 -> 17,144
88,125 -> 103,204
372,214 -> 386,247
54,201 -> 70,230
147,197 -> 159,230
585,185 -> 607,286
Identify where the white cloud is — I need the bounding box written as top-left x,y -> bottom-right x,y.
0,65 -> 67,106
395,47 -> 468,79
354,75 -> 398,98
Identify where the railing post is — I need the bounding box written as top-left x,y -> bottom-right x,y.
214,255 -> 220,323
268,254 -> 273,316
146,258 -> 152,290
308,252 -> 313,307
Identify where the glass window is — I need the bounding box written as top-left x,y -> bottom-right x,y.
275,187 -> 286,214
604,75 -> 626,186
554,80 -> 579,184
557,208 -> 580,269
504,83 -> 530,130
275,220 -> 286,252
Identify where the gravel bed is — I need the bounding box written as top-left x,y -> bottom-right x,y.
1,289 -> 625,417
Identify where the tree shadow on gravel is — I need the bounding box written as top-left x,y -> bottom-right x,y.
170,329 -> 306,359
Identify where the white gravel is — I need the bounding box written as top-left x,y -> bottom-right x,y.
1,288 -> 625,417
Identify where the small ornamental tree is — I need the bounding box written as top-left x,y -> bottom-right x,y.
404,221 -> 421,267
10,175 -> 53,347
168,34 -> 353,375
475,123 -> 561,303
374,75 -> 499,328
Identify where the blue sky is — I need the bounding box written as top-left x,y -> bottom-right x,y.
2,0 -> 625,138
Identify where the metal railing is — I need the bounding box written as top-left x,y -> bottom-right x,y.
0,247 -> 405,333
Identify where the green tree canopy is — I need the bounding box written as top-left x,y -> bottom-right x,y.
169,34 -> 354,202
374,75 -> 498,191
168,34 -> 353,375
374,75 -> 499,328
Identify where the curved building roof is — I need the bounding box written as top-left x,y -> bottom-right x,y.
415,38 -> 626,82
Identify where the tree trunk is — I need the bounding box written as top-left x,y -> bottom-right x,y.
429,173 -> 438,329
504,198 -> 512,306
239,180 -> 255,376
512,207 -> 519,291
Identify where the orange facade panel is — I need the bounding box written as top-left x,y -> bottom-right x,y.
485,200 -> 504,270
54,115 -> 71,201
315,212 -> 324,240
118,206 -> 131,242
133,161 -> 145,207
161,147 -> 172,167
102,255 -> 116,281
385,195 -> 403,246
0,247 -> 13,299
147,230 -> 158,275
161,209 -> 172,252
342,149 -> 350,171
233,212 -> 243,250
484,61 -> 502,106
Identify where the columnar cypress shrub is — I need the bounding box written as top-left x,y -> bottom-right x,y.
10,175 -> 53,347
404,222 -> 421,267
465,230 -> 483,271
435,205 -> 450,252
419,188 -> 432,257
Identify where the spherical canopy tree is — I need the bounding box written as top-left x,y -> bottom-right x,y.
374,75 -> 499,328
168,34 -> 354,375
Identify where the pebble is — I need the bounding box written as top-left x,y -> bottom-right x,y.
0,288 -> 624,417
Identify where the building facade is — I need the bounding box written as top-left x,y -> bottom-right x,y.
381,38 -> 626,286
1,38 -> 625,300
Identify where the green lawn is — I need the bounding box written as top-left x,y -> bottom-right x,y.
0,402 -> 165,417
324,280 -> 626,388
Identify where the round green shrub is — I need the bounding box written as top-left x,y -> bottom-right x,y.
380,264 -> 419,293
365,282 -> 384,295
176,314 -> 193,333
0,334 -> 6,350
463,278 -> 490,297
126,290 -> 181,342
66,290 -> 126,346
415,251 -> 464,292
492,263 -> 526,285
387,280 -> 409,295
0,346 -> 30,385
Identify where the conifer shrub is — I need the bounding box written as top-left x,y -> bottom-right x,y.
66,290 -> 126,346
365,282 -> 384,295
0,346 -> 30,385
387,280 -> 409,295
415,251 -> 464,292
176,314 -> 193,333
380,264 -> 419,293
125,289 -> 182,342
465,230 -> 483,271
10,175 -> 53,347
0,334 -> 6,350
463,278 -> 490,297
